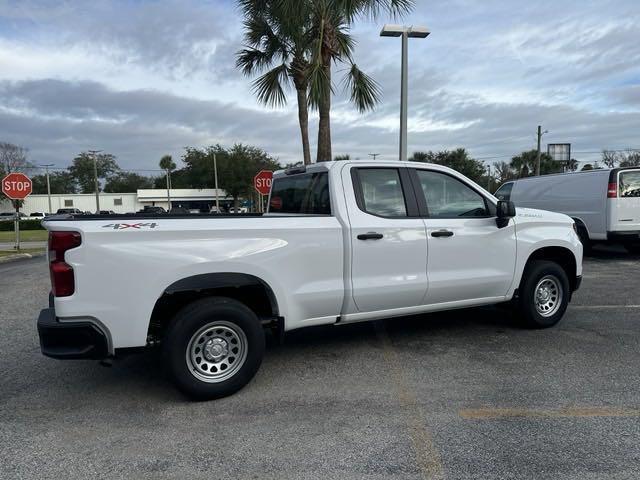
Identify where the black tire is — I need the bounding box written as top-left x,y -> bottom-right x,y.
623,243 -> 640,254
515,260 -> 570,329
163,297 -> 265,400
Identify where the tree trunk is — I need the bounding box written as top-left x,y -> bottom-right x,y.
316,57 -> 332,162
296,87 -> 312,165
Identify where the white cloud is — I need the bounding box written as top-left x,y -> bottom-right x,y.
0,0 -> 638,168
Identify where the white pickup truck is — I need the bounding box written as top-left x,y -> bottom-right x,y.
38,160 -> 583,399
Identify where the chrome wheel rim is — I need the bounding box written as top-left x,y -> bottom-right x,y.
186,321 -> 248,383
534,275 -> 563,317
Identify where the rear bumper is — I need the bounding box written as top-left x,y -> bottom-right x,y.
607,231 -> 640,243
37,307 -> 109,360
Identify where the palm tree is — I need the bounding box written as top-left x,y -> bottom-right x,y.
238,0 -> 413,163
237,1 -> 313,165
290,0 -> 414,162
159,154 -> 176,172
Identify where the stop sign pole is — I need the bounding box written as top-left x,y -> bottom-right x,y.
253,170 -> 273,212
2,172 -> 33,251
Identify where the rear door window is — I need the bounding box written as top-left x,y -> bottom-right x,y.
619,171 -> 640,198
269,172 -> 331,214
354,168 -> 408,217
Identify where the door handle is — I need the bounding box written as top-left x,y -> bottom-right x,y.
357,232 -> 384,240
431,229 -> 454,238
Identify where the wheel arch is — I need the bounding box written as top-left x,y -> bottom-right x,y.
521,246 -> 579,292
571,217 -> 590,238
148,272 -> 280,342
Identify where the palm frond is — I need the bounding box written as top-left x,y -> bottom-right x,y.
343,63 -> 381,112
236,47 -> 274,75
345,0 -> 415,22
334,25 -> 356,62
251,63 -> 291,107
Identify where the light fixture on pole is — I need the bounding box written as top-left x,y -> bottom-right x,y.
39,163 -> 54,214
368,153 -> 380,160
380,24 -> 430,162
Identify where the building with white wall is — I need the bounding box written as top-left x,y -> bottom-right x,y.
0,188 -> 228,215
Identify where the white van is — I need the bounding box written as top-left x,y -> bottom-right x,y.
495,167 -> 640,252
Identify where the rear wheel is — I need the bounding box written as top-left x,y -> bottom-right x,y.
163,297 -> 265,400
623,242 -> 640,254
515,260 -> 570,329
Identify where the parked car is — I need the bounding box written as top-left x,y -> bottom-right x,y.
495,167 -> 640,252
137,205 -> 166,214
29,212 -> 47,219
56,208 -> 84,215
98,210 -> 115,215
1,212 -> 27,220
228,207 -> 248,213
38,160 -> 582,400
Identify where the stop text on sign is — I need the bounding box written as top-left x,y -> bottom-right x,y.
3,180 -> 31,191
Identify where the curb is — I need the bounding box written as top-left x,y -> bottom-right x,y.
0,252 -> 46,264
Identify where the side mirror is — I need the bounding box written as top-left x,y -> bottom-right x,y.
496,200 -> 516,228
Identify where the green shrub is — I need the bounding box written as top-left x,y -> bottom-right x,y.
0,219 -> 46,231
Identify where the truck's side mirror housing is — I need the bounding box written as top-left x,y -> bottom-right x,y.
496,200 -> 516,228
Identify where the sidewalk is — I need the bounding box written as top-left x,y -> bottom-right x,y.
0,241 -> 46,250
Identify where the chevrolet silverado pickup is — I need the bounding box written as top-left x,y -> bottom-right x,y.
38,160 -> 583,399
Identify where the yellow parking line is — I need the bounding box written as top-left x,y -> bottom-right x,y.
460,407 -> 640,420
375,322 -> 445,480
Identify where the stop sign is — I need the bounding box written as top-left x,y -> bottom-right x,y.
254,170 -> 273,195
2,172 -> 32,200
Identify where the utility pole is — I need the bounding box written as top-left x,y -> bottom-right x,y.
88,149 -> 102,212
368,153 -> 380,160
213,153 -> 220,212
486,164 -> 492,191
40,163 -> 54,213
535,126 -> 542,176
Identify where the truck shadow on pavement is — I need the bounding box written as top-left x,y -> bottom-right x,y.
103,305 -> 519,401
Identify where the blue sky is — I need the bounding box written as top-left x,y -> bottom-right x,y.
0,0 -> 639,170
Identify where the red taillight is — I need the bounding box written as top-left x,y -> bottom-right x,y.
49,231 -> 81,297
607,182 -> 618,198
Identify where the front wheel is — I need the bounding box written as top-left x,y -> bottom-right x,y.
163,297 -> 265,400
515,260 -> 570,329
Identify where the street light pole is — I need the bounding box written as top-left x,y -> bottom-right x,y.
40,163 -> 54,214
380,24 -> 430,161
165,169 -> 172,212
88,149 -> 102,212
368,153 -> 380,160
535,126 -> 548,176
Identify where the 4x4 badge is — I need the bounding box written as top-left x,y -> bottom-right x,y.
102,223 -> 158,230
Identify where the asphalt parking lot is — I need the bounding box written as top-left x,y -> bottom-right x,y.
1,247 -> 639,480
